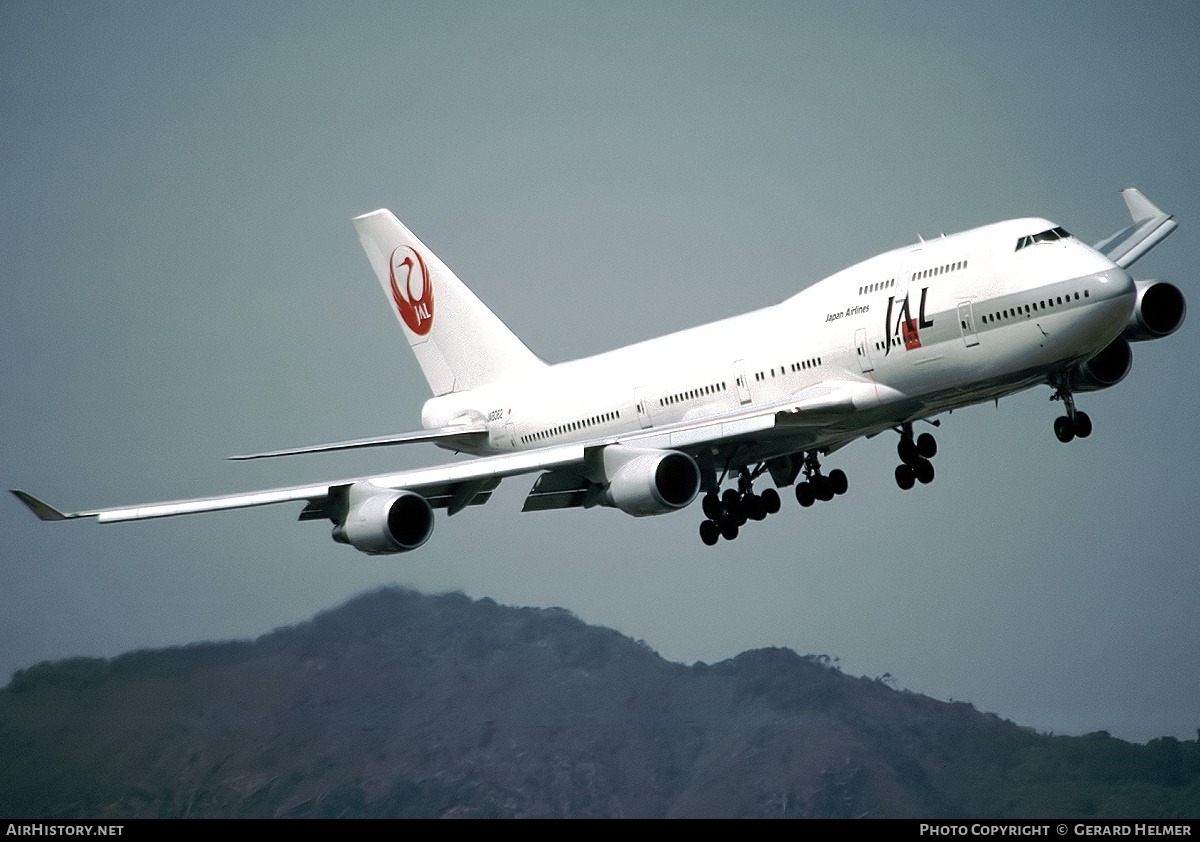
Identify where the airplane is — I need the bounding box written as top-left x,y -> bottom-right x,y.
12,188 -> 1184,550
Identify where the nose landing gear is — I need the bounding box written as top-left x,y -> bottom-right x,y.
1051,387 -> 1092,443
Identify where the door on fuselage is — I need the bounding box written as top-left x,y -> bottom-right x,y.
733,360 -> 752,404
888,246 -> 926,357
855,327 -> 874,373
634,386 -> 653,429
957,301 -> 980,347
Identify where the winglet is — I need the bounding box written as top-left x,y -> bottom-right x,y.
1122,188 -> 1165,225
1093,188 -> 1176,269
11,489 -> 79,521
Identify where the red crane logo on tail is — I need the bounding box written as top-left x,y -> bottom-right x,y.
389,246 -> 434,336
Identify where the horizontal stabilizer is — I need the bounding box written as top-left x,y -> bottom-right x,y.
229,425 -> 488,460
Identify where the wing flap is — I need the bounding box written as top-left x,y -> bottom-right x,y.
522,470 -> 593,512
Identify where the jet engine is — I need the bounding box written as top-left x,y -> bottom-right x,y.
331,483 -> 434,554
600,446 -> 701,517
1123,280 -> 1186,342
1067,337 -> 1133,392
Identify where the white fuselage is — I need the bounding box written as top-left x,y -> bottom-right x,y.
424,218 -> 1135,461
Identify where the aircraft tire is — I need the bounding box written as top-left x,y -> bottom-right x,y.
761,488 -> 781,514
915,458 -> 935,484
895,463 -> 916,490
829,469 -> 848,495
898,438 -> 919,466
702,492 -> 723,521
720,521 -> 739,541
700,520 -> 720,546
917,432 -> 938,459
722,489 -> 744,520
1074,411 -> 1092,438
1054,416 -> 1075,443
746,494 -> 767,521
796,482 -> 816,507
813,475 -> 834,502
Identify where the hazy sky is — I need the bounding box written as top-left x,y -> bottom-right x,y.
3,1 -> 1198,743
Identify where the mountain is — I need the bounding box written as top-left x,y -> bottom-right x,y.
1,587 -> 1197,818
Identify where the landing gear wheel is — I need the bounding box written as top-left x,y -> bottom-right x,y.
745,493 -> 768,521
702,492 -> 722,521
761,488 -> 781,514
721,489 -> 746,522
700,520 -> 720,546
895,463 -> 916,490
1074,411 -> 1092,439
917,432 -> 938,459
1054,415 -> 1075,443
898,438 -> 919,466
829,469 -> 848,496
914,458 -> 935,485
720,520 -> 739,541
813,475 -> 835,502
796,482 -> 815,507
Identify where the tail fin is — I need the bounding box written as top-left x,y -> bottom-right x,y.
353,210 -> 546,395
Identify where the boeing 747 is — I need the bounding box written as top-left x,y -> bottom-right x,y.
13,189 -> 1183,549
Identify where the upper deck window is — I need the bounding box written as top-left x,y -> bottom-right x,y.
1015,226 -> 1071,251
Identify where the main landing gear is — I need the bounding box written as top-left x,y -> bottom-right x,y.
894,422 -> 937,491
794,451 -> 848,508
1051,387 -> 1092,443
698,468 -> 782,546
698,452 -> 846,545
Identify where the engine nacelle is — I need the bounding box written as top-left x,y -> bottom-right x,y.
1123,280 -> 1186,342
600,446 -> 701,517
331,483 -> 434,555
1067,337 -> 1133,393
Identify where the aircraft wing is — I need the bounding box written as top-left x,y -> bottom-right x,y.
11,444 -> 585,524
228,424 -> 489,460
1092,188 -> 1177,268
13,380 -> 896,524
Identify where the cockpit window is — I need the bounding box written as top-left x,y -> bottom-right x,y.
1015,226 -> 1072,251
